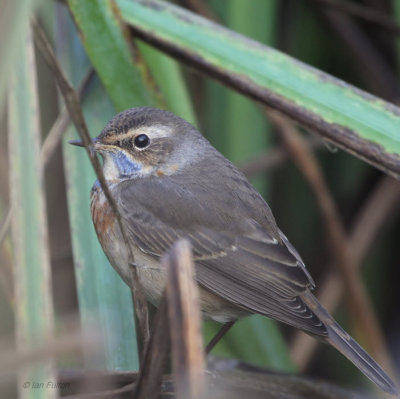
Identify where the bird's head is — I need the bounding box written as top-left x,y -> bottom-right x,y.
70,107 -> 207,182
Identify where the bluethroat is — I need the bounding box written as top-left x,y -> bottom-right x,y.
71,107 -> 397,394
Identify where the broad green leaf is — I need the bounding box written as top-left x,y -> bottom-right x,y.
137,42 -> 197,125
116,0 -> 400,178
56,6 -> 138,370
68,0 -> 196,121
68,0 -> 157,111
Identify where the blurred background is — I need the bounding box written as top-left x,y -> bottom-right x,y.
1,0 -> 400,397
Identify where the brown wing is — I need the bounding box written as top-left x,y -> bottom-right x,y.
116,161 -> 327,336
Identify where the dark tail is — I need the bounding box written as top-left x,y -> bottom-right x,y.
302,292 -> 398,395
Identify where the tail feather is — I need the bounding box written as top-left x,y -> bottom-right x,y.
302,293 -> 398,395
325,321 -> 397,395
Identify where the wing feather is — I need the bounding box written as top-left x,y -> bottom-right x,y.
115,166 -> 327,336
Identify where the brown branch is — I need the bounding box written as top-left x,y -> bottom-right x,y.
205,321 -> 235,354
63,382 -> 135,399
133,293 -> 170,399
59,370 -> 137,398
307,0 -> 400,35
57,369 -> 140,398
182,0 -> 218,22
239,135 -> 323,178
0,319 -> 99,377
164,239 -> 205,399
291,175 -> 400,370
350,177 -> 400,263
32,20 -> 150,357
312,4 -> 399,100
60,366 -> 373,399
266,110 -> 394,373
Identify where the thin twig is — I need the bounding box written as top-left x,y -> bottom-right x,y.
32,20 -> 150,357
267,110 -> 394,373
183,0 -> 218,21
206,321 -> 235,354
350,177 -> 400,264
239,135 -> 323,178
58,370 -> 138,388
0,322 -> 100,377
63,383 -> 136,399
0,206 -> 12,249
308,0 -> 400,35
313,5 -> 399,100
0,206 -> 13,304
40,68 -> 95,169
290,175 -> 400,370
58,369 -> 139,399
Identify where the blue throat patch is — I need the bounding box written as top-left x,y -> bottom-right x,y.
111,151 -> 142,178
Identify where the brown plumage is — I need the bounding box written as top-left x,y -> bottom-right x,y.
84,107 -> 397,395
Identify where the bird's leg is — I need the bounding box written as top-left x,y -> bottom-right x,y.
205,321 -> 235,354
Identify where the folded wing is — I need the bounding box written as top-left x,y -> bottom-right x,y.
116,172 -> 327,336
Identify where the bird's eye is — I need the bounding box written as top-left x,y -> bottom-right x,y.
134,134 -> 150,149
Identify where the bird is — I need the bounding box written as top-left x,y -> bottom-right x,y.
71,106 -> 397,395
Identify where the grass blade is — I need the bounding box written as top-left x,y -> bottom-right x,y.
8,25 -> 57,398
0,0 -> 41,108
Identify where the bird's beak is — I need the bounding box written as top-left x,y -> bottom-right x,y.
69,137 -> 98,147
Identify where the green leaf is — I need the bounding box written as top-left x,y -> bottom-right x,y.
137,42 -> 197,125
0,0 -> 41,108
67,0 -> 157,111
56,7 -> 138,370
116,0 -> 400,177
67,0 -> 196,120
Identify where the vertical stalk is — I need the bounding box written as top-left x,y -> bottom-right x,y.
8,26 -> 57,398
